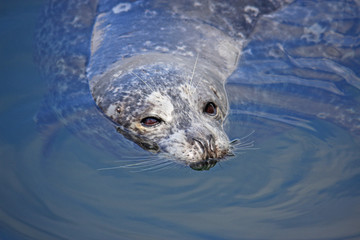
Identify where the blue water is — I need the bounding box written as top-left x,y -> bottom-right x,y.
1,1 -> 360,240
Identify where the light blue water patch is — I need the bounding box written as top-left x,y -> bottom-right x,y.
1,1 -> 360,240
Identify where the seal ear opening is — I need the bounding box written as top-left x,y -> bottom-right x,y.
116,127 -> 160,153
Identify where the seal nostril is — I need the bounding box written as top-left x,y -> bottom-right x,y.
193,138 -> 205,154
208,135 -> 216,153
193,136 -> 217,160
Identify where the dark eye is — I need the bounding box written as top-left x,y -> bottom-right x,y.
141,117 -> 162,127
204,102 -> 217,116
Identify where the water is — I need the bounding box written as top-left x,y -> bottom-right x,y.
1,1 -> 360,240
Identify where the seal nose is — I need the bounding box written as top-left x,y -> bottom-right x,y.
193,134 -> 217,160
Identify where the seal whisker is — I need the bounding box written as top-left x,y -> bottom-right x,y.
232,141 -> 259,153
226,151 -> 236,157
137,162 -> 175,172
230,130 -> 256,146
233,139 -> 257,149
122,158 -> 165,167
115,161 -> 159,168
240,129 -> 256,139
141,69 -> 157,89
229,130 -> 259,154
112,155 -> 159,162
234,145 -> 259,151
191,75 -> 203,95
188,51 -> 199,94
131,159 -> 175,172
131,71 -> 155,91
231,139 -> 255,147
232,147 -> 259,155
97,158 -> 163,171
97,165 -> 133,171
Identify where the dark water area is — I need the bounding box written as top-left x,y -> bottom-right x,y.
1,1 -> 360,240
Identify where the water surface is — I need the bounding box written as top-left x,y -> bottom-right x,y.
1,1 -> 360,240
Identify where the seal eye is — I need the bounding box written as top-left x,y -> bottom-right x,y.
204,102 -> 217,116
141,117 -> 162,127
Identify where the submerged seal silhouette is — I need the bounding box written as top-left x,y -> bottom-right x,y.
36,0 -> 290,170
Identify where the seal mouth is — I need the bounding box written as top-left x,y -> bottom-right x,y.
189,159 -> 218,171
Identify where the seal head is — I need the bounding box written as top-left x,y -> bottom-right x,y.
91,54 -> 230,169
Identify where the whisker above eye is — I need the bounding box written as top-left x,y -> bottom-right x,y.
131,71 -> 154,91
187,51 -> 199,94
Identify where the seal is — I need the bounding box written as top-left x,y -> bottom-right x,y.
36,0 -> 290,170
88,8 -> 240,170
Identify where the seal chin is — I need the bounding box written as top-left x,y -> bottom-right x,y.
189,159 -> 219,171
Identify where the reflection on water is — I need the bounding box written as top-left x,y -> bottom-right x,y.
1,0 -> 360,240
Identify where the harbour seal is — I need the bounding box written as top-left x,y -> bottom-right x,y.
36,0 -> 290,170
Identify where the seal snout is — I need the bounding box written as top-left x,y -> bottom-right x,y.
192,134 -> 218,160
188,133 -> 230,170
193,134 -> 217,160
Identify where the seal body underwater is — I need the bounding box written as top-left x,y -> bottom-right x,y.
36,0 -> 290,170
